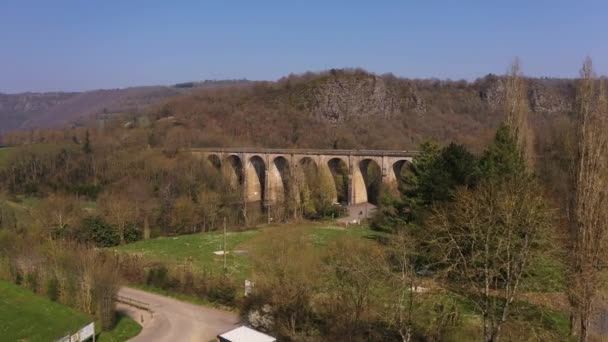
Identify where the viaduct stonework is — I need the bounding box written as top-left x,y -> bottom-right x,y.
191,148 -> 418,206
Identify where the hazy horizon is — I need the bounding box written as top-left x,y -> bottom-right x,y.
2,0 -> 607,93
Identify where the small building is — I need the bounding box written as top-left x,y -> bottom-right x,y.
218,326 -> 276,342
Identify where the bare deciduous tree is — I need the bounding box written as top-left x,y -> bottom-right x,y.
386,231 -> 417,342
427,178 -> 552,342
504,58 -> 534,167
100,193 -> 136,244
37,194 -> 80,239
568,57 -> 608,341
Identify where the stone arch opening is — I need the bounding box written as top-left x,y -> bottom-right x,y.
294,157 -> 317,195
293,157 -> 319,212
245,155 -> 266,203
359,159 -> 382,205
268,156 -> 294,220
207,154 -> 222,169
392,159 -> 414,191
268,156 -> 291,203
327,158 -> 349,204
222,155 -> 243,189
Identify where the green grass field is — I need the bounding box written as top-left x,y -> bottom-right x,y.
114,222 -> 381,279
0,280 -> 141,342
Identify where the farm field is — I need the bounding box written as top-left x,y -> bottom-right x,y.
0,280 -> 141,342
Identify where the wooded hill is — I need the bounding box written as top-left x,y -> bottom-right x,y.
2,69 -> 576,151
0,80 -> 250,135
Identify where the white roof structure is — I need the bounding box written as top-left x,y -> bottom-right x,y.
219,326 -> 276,342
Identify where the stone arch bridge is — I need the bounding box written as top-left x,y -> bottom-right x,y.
191,148 -> 418,206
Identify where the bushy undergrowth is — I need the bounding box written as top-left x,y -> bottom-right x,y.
117,254 -> 237,306
0,232 -> 120,330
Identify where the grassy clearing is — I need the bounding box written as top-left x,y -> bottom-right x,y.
0,280 -> 89,341
97,314 -> 142,342
114,221 -> 382,280
0,280 -> 141,342
425,290 -> 571,341
520,252 -> 567,292
115,228 -> 258,279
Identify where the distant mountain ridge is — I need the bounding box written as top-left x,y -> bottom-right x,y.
0,80 -> 251,135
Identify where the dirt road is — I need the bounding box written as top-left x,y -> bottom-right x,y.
593,301 -> 608,338
116,287 -> 239,342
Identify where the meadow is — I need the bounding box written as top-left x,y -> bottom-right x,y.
114,221 -> 382,280
0,280 -> 141,342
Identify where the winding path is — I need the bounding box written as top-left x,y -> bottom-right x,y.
116,287 -> 239,342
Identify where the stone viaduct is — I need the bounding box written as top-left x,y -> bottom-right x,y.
191,148 -> 418,206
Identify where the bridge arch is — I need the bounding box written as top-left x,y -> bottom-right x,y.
245,155 -> 266,203
389,159 -> 414,191
293,157 -> 317,206
207,154 -> 222,169
267,156 -> 291,204
359,159 -> 382,205
222,155 -> 243,189
327,158 -> 349,204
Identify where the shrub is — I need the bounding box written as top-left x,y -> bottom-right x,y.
208,276 -> 237,305
124,222 -> 142,243
79,216 -> 120,247
93,263 -> 119,330
25,271 -> 38,292
146,265 -> 170,288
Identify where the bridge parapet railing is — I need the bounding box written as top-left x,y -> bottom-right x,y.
115,295 -> 152,313
189,147 -> 419,158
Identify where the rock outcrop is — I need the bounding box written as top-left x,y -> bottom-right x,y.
477,74 -> 575,114
293,72 -> 426,123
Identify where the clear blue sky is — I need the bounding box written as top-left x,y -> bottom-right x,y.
1,0 -> 607,93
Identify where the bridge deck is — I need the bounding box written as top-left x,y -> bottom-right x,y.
190,147 -> 419,157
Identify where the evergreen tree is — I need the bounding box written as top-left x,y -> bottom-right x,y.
372,142 -> 478,232
479,123 -> 526,181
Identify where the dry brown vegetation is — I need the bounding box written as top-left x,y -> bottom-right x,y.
0,237 -> 120,329
568,58 -> 608,341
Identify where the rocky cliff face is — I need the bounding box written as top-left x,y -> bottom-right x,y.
528,80 -> 575,113
311,75 -> 398,122
294,72 -> 574,126
477,75 -> 575,114
294,73 -> 426,123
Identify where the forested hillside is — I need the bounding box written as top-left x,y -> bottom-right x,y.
2,69 -> 576,151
